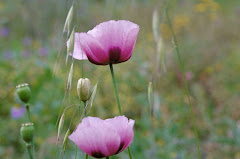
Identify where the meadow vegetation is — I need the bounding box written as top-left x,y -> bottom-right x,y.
0,0 -> 240,158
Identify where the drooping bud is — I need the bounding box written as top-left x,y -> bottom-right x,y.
20,123 -> 34,143
57,113 -> 65,141
152,8 -> 159,43
67,63 -> 74,90
66,28 -> 75,64
63,129 -> 70,150
63,5 -> 74,36
16,83 -> 31,103
77,78 -> 92,102
67,28 -> 75,55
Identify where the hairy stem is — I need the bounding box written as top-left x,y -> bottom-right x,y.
165,6 -> 202,159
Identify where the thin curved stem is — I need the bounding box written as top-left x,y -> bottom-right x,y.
109,63 -> 122,115
165,6 -> 202,159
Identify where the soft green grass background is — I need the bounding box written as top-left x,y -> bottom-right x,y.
0,0 -> 240,158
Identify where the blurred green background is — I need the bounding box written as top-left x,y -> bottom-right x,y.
1,0 -> 240,158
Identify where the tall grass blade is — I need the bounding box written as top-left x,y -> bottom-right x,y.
165,5 -> 202,159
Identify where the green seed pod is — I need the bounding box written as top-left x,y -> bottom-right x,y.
77,78 -> 92,102
20,123 -> 34,143
16,83 -> 31,103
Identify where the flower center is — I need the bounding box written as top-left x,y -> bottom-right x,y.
109,47 -> 121,63
91,151 -> 105,158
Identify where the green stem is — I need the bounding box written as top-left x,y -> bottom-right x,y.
26,104 -> 31,122
31,140 -> 36,159
106,157 -> 109,159
75,145 -> 78,159
83,101 -> 88,159
165,7 -> 202,159
127,147 -> 132,159
83,101 -> 87,116
109,63 -> 122,115
26,144 -> 33,159
109,63 -> 133,159
25,104 -> 36,159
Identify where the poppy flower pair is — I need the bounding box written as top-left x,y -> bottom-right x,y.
68,20 -> 139,158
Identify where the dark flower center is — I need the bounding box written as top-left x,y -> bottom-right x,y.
91,151 -> 105,158
109,47 -> 121,63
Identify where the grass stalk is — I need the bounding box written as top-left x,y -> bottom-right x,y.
165,6 -> 202,159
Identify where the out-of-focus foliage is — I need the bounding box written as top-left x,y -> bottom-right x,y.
0,0 -> 240,158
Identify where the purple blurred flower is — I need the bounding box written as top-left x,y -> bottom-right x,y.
11,107 -> 25,119
3,50 -> 13,59
0,27 -> 9,38
38,47 -> 49,56
22,50 -> 30,57
23,37 -> 32,46
185,71 -> 194,81
177,71 -> 194,83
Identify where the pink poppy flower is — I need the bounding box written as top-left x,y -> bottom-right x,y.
69,20 -> 139,65
69,116 -> 135,158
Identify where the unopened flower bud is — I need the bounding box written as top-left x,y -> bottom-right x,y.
16,83 -> 31,103
77,78 -> 92,102
20,123 -> 34,143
